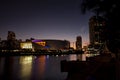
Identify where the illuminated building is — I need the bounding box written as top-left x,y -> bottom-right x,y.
82,46 -> 88,52
32,39 -> 70,50
20,39 -> 70,52
76,36 -> 82,50
20,42 -> 33,49
89,16 -> 106,48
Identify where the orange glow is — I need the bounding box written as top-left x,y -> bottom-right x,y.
36,42 -> 46,46
70,42 -> 76,49
38,56 -> 46,76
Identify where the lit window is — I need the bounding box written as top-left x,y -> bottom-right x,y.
20,43 -> 32,49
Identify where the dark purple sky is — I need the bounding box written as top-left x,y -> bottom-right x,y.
0,0 -> 94,46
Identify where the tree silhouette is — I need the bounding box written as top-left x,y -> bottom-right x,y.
81,0 -> 120,54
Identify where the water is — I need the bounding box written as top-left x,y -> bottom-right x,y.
0,54 -> 88,80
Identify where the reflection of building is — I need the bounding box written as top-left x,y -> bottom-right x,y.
19,56 -> 33,79
32,39 -> 70,50
89,16 -> 106,48
76,36 -> 82,50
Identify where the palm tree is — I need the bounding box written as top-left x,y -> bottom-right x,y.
81,0 -> 120,56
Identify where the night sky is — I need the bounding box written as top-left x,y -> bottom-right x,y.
0,0 -> 94,46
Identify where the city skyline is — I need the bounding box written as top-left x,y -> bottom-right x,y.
0,0 -> 94,46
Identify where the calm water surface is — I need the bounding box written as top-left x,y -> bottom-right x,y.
0,54 -> 86,80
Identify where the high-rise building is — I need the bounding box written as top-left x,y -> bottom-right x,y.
76,36 -> 82,50
7,31 -> 20,49
89,16 -> 106,48
7,31 -> 16,40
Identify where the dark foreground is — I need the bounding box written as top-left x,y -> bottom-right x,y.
61,54 -> 120,80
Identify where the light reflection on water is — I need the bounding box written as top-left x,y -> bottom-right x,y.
68,53 -> 100,61
68,54 -> 87,61
0,55 -> 68,80
19,56 -> 33,80
0,54 -> 98,80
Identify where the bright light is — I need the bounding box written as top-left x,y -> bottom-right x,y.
70,42 -> 76,49
20,42 -> 32,49
19,56 -> 33,78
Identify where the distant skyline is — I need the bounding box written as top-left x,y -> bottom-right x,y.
0,0 -> 94,46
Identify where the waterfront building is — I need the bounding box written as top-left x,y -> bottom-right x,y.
76,36 -> 82,50
82,46 -> 88,52
89,16 -> 106,49
7,31 -> 16,40
32,39 -> 70,50
20,42 -> 33,49
7,31 -> 20,49
20,39 -> 70,52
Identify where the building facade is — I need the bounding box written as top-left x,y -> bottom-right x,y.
7,31 -> 20,49
32,39 -> 70,50
76,36 -> 82,50
7,31 -> 16,40
89,16 -> 106,49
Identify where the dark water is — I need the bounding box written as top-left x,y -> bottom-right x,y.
0,54 -> 85,80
